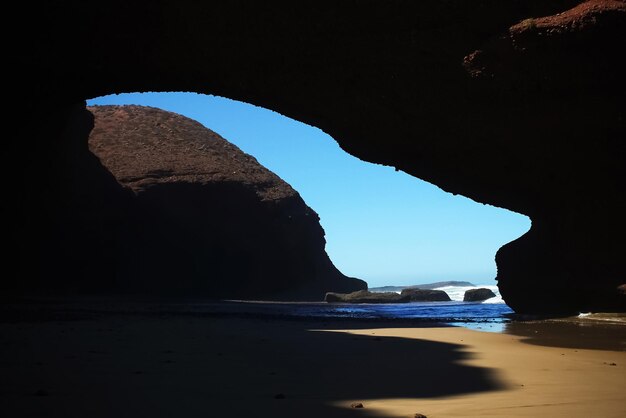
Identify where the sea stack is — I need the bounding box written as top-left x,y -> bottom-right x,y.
464,288 -> 497,302
40,105 -> 367,300
400,288 -> 451,302
325,290 -> 409,303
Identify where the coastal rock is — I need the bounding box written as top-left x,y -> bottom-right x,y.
86,105 -> 366,299
400,289 -> 451,302
326,288 -> 451,303
10,0 -> 626,313
463,0 -> 626,314
325,290 -> 409,304
12,104 -> 366,300
463,288 -> 497,302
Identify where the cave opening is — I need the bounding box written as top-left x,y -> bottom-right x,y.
85,91 -> 530,303
5,4 -> 626,417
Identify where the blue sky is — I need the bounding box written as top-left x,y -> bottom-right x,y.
87,92 -> 530,288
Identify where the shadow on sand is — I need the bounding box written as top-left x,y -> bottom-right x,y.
0,303 -> 508,418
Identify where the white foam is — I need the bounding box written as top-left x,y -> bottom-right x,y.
369,284 -> 506,304
434,284 -> 504,303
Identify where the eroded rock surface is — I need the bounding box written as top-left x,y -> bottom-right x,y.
325,290 -> 409,304
10,104 -> 366,300
88,105 -> 366,299
325,288 -> 452,303
463,288 -> 497,302
400,289 -> 451,302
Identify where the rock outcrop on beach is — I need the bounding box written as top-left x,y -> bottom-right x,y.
325,290 -> 409,304
400,289 -> 451,302
10,104 -> 366,300
464,288 -> 497,302
325,289 -> 451,303
9,1 -> 626,313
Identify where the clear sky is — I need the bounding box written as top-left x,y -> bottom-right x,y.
87,92 -> 530,288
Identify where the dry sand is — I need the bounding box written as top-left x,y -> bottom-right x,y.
1,305 -> 624,418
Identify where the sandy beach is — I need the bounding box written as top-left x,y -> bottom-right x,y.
1,302 -> 624,418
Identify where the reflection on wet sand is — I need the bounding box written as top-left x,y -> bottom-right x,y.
504,313 -> 626,351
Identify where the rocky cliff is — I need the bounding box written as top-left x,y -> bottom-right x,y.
8,0 -> 626,313
9,104 -> 366,299
88,105 -> 366,298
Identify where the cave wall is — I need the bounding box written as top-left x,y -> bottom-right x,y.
9,0 -> 625,312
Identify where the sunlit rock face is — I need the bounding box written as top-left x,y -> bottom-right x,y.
9,1 -> 626,312
82,105 -> 364,299
6,103 -> 365,299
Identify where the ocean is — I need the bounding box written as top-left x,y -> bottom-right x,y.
6,284 -> 623,344
210,284 -> 514,332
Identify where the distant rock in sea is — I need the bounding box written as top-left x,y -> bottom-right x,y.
370,281 -> 475,293
325,290 -> 409,304
76,105 -> 366,300
463,288 -> 496,302
325,288 -> 452,303
400,288 -> 451,302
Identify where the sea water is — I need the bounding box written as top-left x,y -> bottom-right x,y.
211,284 -> 514,332
432,284 -> 503,304
291,284 -> 511,329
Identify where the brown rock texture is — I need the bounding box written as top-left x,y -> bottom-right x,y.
326,288 -> 452,303
88,105 -> 295,202
401,289 -> 452,302
88,105 -> 366,298
14,104 -> 366,299
7,0 -> 626,313
325,290 -> 409,304
463,288 -> 497,302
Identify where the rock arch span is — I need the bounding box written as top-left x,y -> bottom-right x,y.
8,0 -> 626,313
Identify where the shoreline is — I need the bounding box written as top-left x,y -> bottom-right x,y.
3,295 -> 625,321
1,302 -> 624,418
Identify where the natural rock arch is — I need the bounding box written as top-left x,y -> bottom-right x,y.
9,0 -> 626,313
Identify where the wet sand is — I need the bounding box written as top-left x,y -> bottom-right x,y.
0,301 -> 624,418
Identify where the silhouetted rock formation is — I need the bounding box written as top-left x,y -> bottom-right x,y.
90,105 -> 366,299
13,104 -> 366,300
325,288 -> 451,303
462,0 -> 626,314
9,1 -> 626,313
463,289 -> 497,302
325,290 -> 409,304
400,289 -> 451,302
